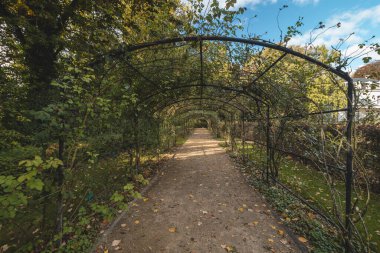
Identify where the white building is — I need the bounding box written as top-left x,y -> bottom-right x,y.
338,78 -> 380,121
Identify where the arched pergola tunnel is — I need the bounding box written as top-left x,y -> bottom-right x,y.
97,36 -> 366,252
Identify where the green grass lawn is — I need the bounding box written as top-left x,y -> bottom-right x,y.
234,142 -> 380,252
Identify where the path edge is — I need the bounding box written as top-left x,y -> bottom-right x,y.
90,146 -> 182,252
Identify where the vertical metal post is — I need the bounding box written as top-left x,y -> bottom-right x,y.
345,78 -> 354,253
200,39 -> 204,105
157,121 -> 160,161
242,112 -> 246,163
266,105 -> 270,184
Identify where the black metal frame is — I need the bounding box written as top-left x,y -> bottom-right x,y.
106,35 -> 354,252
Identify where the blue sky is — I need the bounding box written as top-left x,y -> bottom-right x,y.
185,0 -> 380,71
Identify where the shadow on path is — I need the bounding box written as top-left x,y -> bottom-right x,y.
99,128 -> 301,253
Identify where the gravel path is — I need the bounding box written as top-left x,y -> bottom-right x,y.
102,128 -> 301,253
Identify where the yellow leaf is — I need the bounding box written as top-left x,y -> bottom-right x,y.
278,229 -> 284,236
221,244 -> 235,252
298,237 -> 308,243
268,239 -> 274,243
111,240 -> 121,247
143,198 -> 149,202
134,220 -> 140,224
238,207 -> 244,212
252,221 -> 258,226
307,212 -> 316,220
104,250 -> 108,253
168,227 -> 176,233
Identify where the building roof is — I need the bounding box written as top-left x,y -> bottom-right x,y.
352,78 -> 380,83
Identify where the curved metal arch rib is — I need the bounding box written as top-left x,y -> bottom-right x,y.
122,36 -> 351,81
167,105 -> 234,118
172,110 -> 221,121
140,84 -> 266,106
153,97 -> 254,115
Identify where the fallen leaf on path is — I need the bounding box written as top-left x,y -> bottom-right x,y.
307,212 -> 316,220
268,239 -> 274,243
197,221 -> 202,226
134,220 -> 140,224
280,239 -> 288,245
1,244 -> 9,252
120,224 -> 127,228
221,244 -> 235,252
111,240 -> 121,247
103,250 -> 108,253
298,237 -> 308,243
143,198 -> 149,202
114,246 -> 121,250
153,208 -> 159,213
238,207 -> 244,212
201,210 -> 208,214
251,221 -> 259,226
277,229 -> 284,236
168,227 -> 176,233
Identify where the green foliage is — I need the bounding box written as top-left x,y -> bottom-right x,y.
0,156 -> 62,220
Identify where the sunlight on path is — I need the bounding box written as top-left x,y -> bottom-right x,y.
99,128 -> 301,253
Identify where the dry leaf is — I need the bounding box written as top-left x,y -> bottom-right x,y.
134,220 -> 140,224
120,224 -> 127,228
268,239 -> 274,243
143,198 -> 149,202
103,249 -> 108,253
168,227 -> 176,233
277,229 -> 284,236
111,240 -> 121,247
221,244 -> 235,252
252,221 -> 259,226
1,245 -> 10,252
298,237 -> 308,243
307,212 -> 316,220
238,207 -> 244,212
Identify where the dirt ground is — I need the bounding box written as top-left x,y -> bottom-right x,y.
99,129 -> 302,253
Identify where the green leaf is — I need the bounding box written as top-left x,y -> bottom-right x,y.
123,183 -> 134,191
26,178 -> 44,191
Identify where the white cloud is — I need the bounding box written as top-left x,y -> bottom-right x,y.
289,4 -> 380,70
292,0 -> 319,5
182,0 -> 319,9
290,4 -> 380,46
